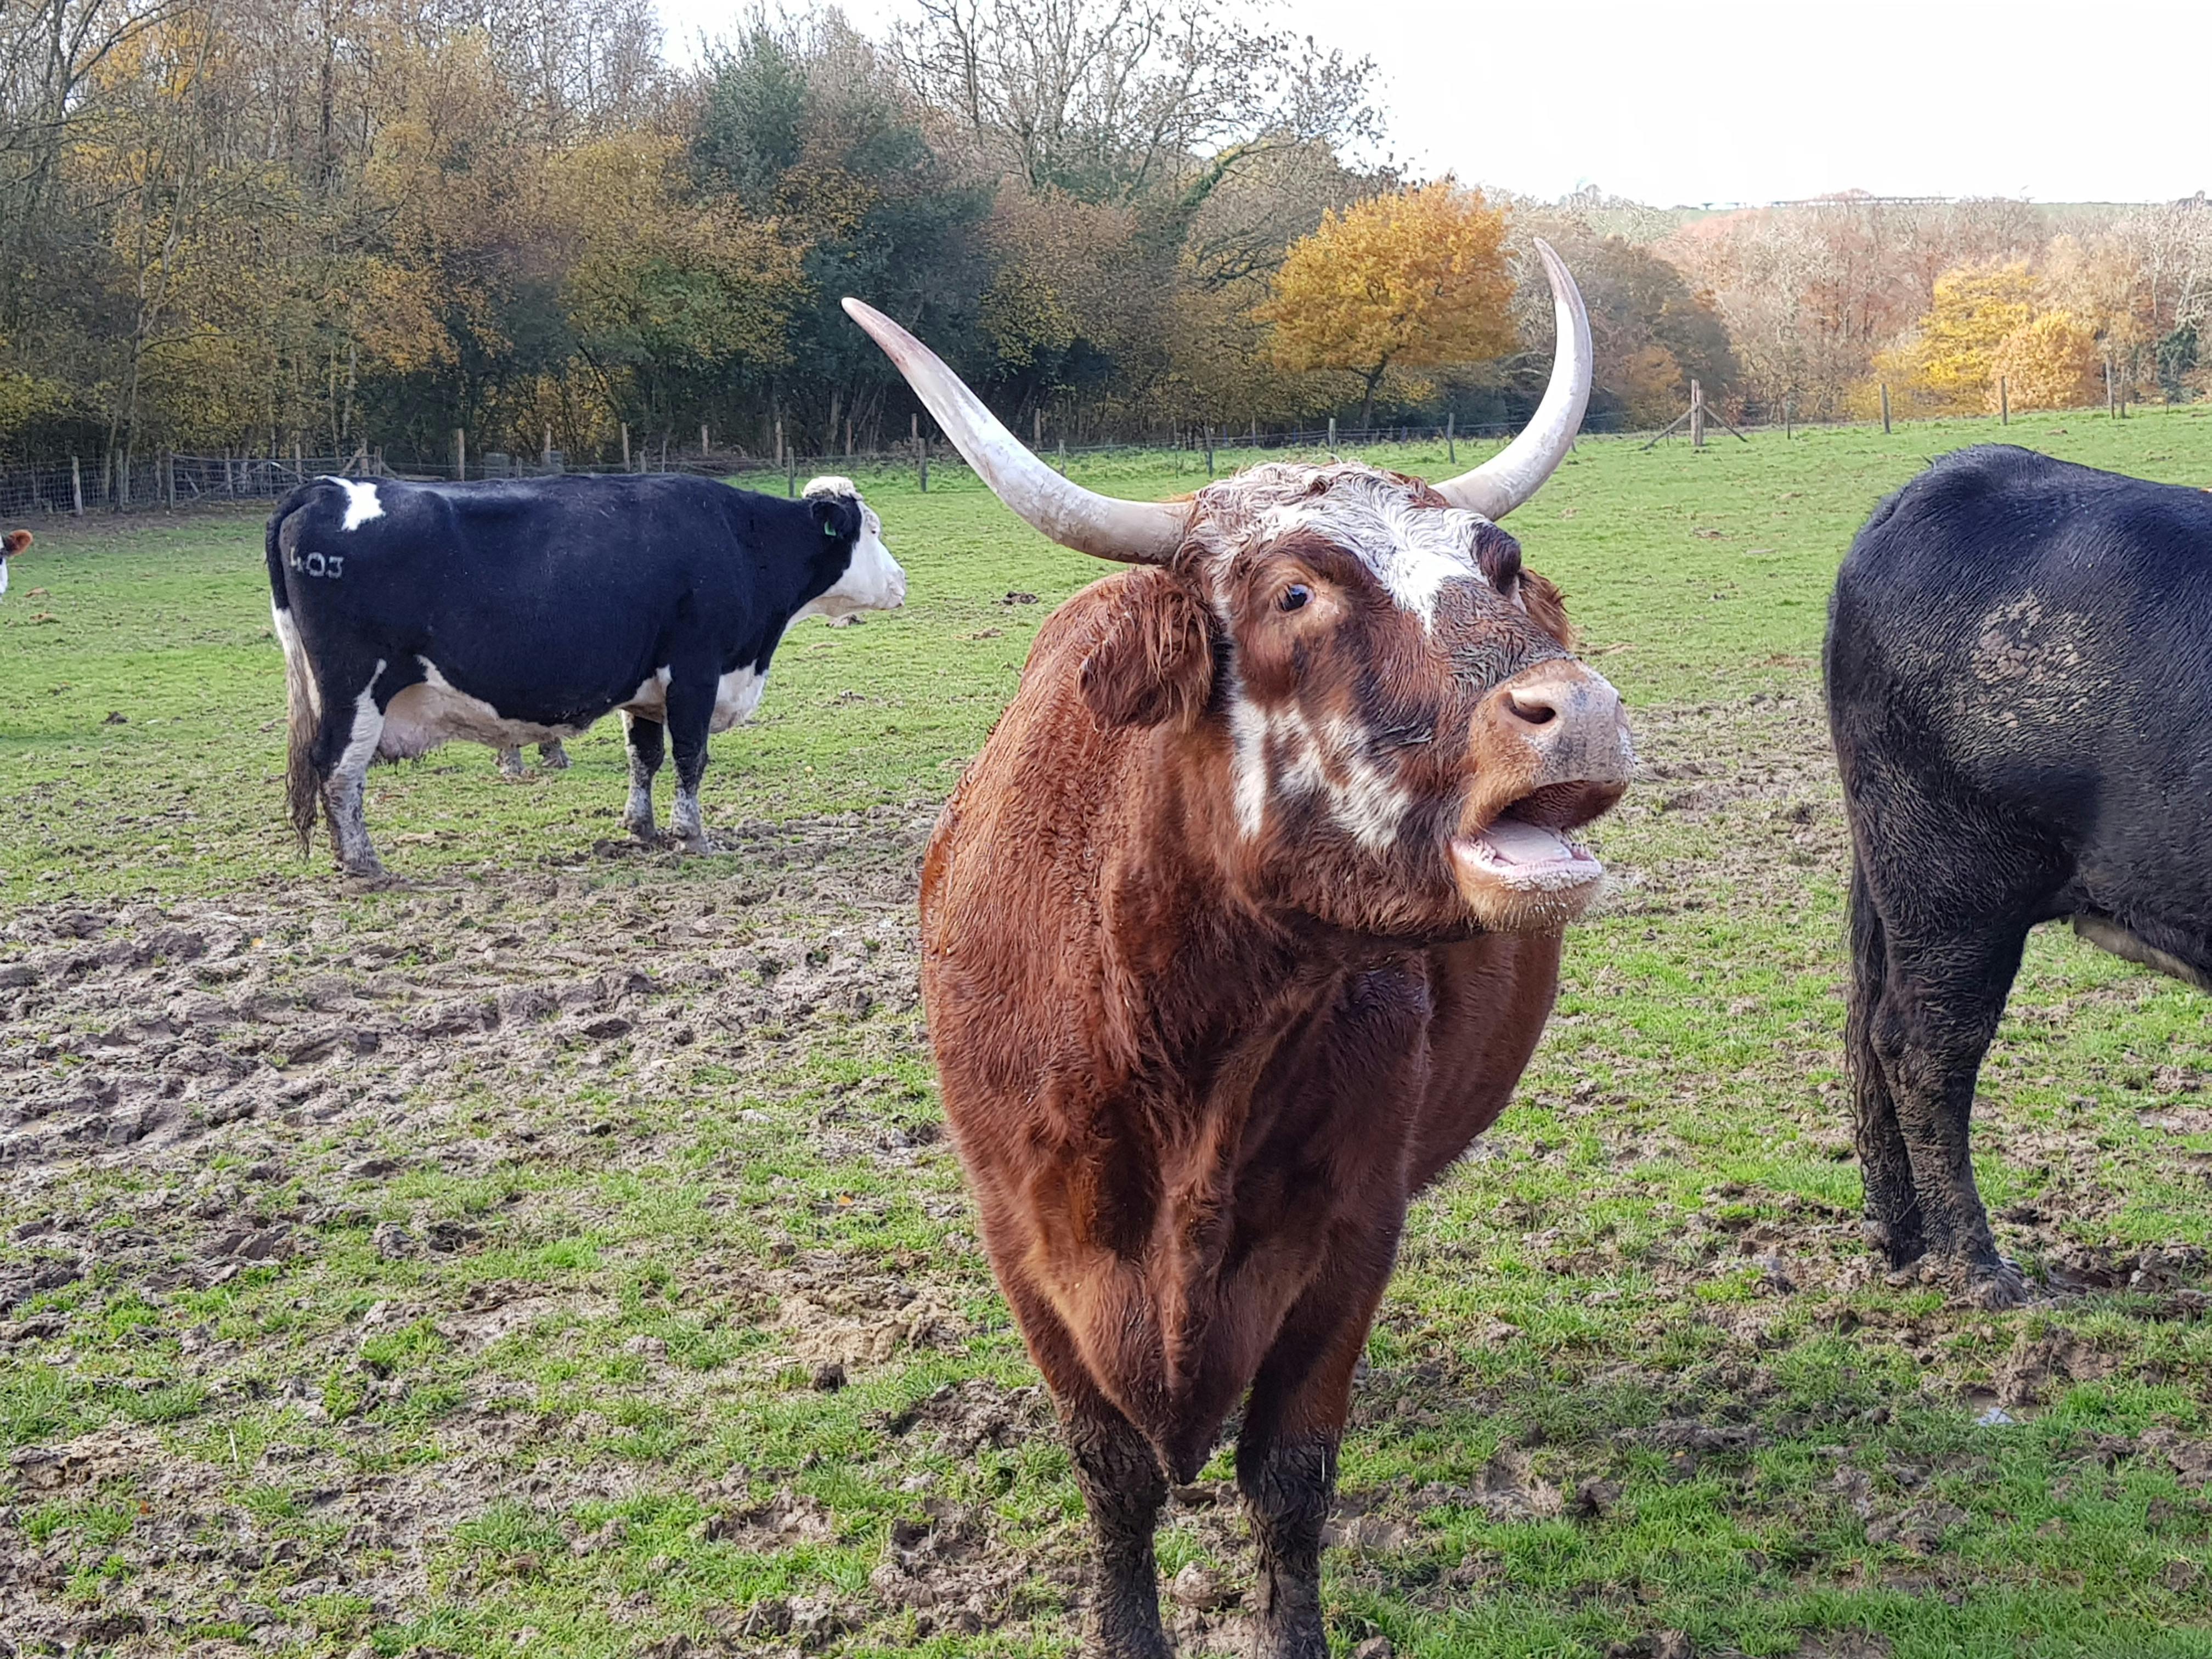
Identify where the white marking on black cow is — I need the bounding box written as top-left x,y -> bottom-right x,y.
805,476 -> 907,615
322,478 -> 385,532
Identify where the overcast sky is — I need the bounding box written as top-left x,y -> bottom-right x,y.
651,0 -> 2212,207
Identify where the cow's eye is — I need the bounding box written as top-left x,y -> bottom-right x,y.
1278,583 -> 1312,613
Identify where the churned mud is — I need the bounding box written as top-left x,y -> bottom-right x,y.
5,697 -> 2212,1657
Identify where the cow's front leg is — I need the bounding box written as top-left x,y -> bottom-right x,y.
1237,1227 -> 1399,1659
1067,1407 -> 1174,1659
996,1272 -> 1172,1658
620,712 -> 663,843
662,678 -> 716,854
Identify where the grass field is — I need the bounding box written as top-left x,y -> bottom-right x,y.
6,410 -> 2212,1658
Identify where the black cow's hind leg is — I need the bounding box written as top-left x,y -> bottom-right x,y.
496,745 -> 527,780
312,662 -> 388,877
1847,860 -> 1922,1267
662,675 -> 715,854
1868,922 -> 2033,1306
620,713 -> 663,842
538,738 -> 570,771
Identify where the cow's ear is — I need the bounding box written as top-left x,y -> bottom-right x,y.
808,494 -> 862,545
1080,567 -> 1215,731
1517,566 -> 1576,650
1,530 -> 29,556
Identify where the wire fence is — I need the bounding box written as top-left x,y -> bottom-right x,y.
0,395 -> 2178,523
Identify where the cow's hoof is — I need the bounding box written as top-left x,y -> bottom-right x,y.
671,833 -> 716,856
1962,1258 -> 2035,1310
538,745 -> 571,771
622,821 -> 659,845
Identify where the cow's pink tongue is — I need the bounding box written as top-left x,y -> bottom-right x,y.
1475,816 -> 1581,866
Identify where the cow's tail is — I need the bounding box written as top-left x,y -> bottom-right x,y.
267,494 -> 321,854
1844,853 -> 1887,1108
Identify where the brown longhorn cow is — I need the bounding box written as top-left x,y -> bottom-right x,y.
845,242 -> 1632,1659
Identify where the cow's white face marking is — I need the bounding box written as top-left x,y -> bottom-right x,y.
802,477 -> 907,617
1226,694 -> 1414,849
379,659 -> 584,760
322,477 -> 385,532
1225,465 -> 1489,629
1193,463 -> 1487,844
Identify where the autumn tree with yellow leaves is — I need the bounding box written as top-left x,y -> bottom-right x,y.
1261,183 -> 1516,428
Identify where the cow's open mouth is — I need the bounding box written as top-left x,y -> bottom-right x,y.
1449,780 -> 1618,898
1451,814 -> 1602,893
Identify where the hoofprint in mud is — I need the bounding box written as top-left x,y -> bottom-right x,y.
267,471 -> 905,877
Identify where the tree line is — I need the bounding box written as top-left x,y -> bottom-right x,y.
0,0 -> 2203,475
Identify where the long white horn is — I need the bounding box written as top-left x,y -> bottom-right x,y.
1433,239 -> 1592,520
842,298 -> 1187,565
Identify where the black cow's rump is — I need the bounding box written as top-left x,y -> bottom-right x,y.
267,471 -> 903,875
1827,443 -> 2212,1304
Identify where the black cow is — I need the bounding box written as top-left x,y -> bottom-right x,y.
1829,444 -> 2212,1305
268,472 -> 905,876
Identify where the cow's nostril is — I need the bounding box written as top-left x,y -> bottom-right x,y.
1505,689 -> 1559,726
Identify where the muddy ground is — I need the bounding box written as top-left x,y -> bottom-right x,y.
5,695 -> 2212,1658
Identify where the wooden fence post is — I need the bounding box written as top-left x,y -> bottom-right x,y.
774,417 -> 782,465
70,455 -> 82,516
1999,377 -> 2008,426
455,428 -> 466,481
1446,411 -> 1456,463
1204,424 -> 1215,478
544,425 -> 554,468
2107,361 -> 2115,418
1034,407 -> 1043,450
165,452 -> 174,510
1690,380 -> 1705,448
1784,396 -> 1793,439
294,438 -> 303,483
913,413 -> 927,492
1880,383 -> 1892,435
620,423 -> 630,471
1057,437 -> 1067,475
787,452 -> 797,496
1327,416 -> 1336,452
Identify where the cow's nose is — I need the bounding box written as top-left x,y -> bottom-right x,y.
1481,661 -> 1632,787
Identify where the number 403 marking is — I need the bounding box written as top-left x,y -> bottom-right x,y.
289,549 -> 344,579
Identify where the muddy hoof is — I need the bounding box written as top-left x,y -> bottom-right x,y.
1962,1258 -> 2035,1310
538,744 -> 571,771
670,833 -> 717,856
621,820 -> 659,845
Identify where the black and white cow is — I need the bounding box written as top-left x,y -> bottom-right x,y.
0,528 -> 29,597
267,471 -> 905,876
